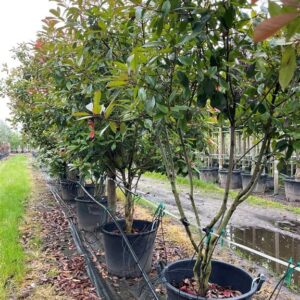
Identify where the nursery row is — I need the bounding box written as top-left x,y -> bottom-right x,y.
3,0 -> 299,298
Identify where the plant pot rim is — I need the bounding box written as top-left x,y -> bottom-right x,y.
241,173 -> 267,178
101,219 -> 158,237
60,179 -> 75,184
75,196 -> 107,204
199,167 -> 219,171
219,169 -> 241,174
84,183 -> 95,187
284,177 -> 300,183
163,258 -> 262,300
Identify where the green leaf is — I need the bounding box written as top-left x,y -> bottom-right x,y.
156,17 -> 164,36
269,1 -> 282,17
257,103 -> 266,114
257,83 -> 264,95
77,116 -> 93,121
98,20 -> 107,30
107,81 -> 127,87
77,55 -> 84,67
197,94 -> 207,107
99,125 -> 109,137
111,143 -> 116,151
72,112 -> 90,117
246,63 -> 256,78
109,121 -> 118,133
145,96 -> 155,114
210,92 -> 226,110
177,71 -> 189,88
93,90 -> 102,115
144,119 -> 153,129
203,78 -> 215,96
104,100 -> 115,119
178,56 -> 193,66
145,75 -> 155,87
156,103 -> 168,114
286,145 -> 294,160
120,122 -> 126,134
276,139 -> 288,151
279,46 -> 296,90
293,140 -> 300,150
138,88 -> 146,101
161,0 -> 171,16
223,6 -> 235,28
50,8 -> 61,18
66,82 -> 72,90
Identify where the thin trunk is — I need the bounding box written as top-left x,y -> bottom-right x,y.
95,175 -> 106,198
206,125 -> 235,230
197,133 -> 270,297
158,126 -> 198,251
107,167 -> 116,216
295,151 -> 300,180
124,186 -> 134,233
121,170 -> 134,233
178,129 -> 202,237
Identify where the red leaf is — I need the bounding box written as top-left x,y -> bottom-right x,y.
254,13 -> 300,42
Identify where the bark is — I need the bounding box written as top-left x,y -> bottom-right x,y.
295,152 -> 300,180
178,129 -> 202,237
95,175 -> 106,197
197,132 -> 271,296
158,125 -> 198,251
124,184 -> 134,233
107,167 -> 116,216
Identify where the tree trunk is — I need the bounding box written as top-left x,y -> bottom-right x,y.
125,189 -> 134,233
95,175 -> 106,198
295,151 -> 300,180
107,168 -> 116,216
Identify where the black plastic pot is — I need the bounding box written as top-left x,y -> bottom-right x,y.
266,175 -> 274,192
78,183 -> 95,197
219,170 -> 242,189
101,219 -> 159,277
199,168 -> 218,183
163,259 -> 265,300
241,173 -> 267,193
284,178 -> 300,202
60,180 -> 77,201
75,196 -> 108,231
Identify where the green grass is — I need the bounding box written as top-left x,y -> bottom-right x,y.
144,171 -> 300,215
0,155 -> 31,299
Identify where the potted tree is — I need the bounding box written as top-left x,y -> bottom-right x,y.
134,0 -> 299,298
34,0 -> 163,277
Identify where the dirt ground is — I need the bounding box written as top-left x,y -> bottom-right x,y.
13,160 -> 300,300
137,177 -> 300,240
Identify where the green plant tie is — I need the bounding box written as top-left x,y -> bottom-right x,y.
219,229 -> 225,247
205,228 -> 213,245
133,195 -> 142,202
284,258 -> 294,287
154,202 -> 165,218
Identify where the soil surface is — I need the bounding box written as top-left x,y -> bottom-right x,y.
137,177 -> 300,240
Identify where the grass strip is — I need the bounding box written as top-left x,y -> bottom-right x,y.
0,155 -> 31,299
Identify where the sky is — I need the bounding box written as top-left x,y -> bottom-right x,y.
0,0 -> 55,124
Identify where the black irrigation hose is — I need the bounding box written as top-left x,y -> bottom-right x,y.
50,188 -> 115,300
76,182 -> 160,300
